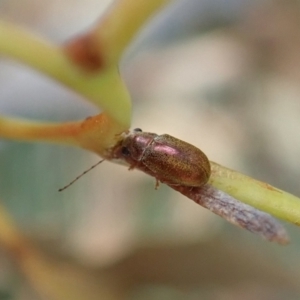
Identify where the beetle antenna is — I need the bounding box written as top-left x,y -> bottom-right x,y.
58,159 -> 105,192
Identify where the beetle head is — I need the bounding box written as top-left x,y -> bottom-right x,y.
121,130 -> 157,163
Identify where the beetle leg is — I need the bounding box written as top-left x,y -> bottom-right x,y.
128,163 -> 137,171
155,179 -> 160,190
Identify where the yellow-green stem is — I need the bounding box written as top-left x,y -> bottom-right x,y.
96,0 -> 172,63
209,162 -> 300,225
0,113 -> 125,156
0,21 -> 131,127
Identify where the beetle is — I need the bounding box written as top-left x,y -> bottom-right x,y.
118,128 -> 211,188
59,128 -> 211,191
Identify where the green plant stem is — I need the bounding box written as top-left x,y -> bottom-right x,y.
210,162 -> 300,225
0,21 -> 131,128
0,116 -> 80,145
0,1 -> 175,127
0,113 -> 125,156
97,0 -> 172,63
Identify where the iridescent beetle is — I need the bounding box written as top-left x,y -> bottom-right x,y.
118,128 -> 211,188
59,128 -> 210,191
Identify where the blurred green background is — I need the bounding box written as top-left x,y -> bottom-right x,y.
1,0 -> 300,299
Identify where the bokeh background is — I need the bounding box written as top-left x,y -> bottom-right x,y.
1,0 -> 300,299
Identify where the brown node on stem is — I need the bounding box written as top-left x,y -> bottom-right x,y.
64,33 -> 105,72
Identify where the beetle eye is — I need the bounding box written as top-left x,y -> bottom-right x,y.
121,147 -> 130,156
133,128 -> 142,132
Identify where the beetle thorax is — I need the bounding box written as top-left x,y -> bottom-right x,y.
122,132 -> 157,163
